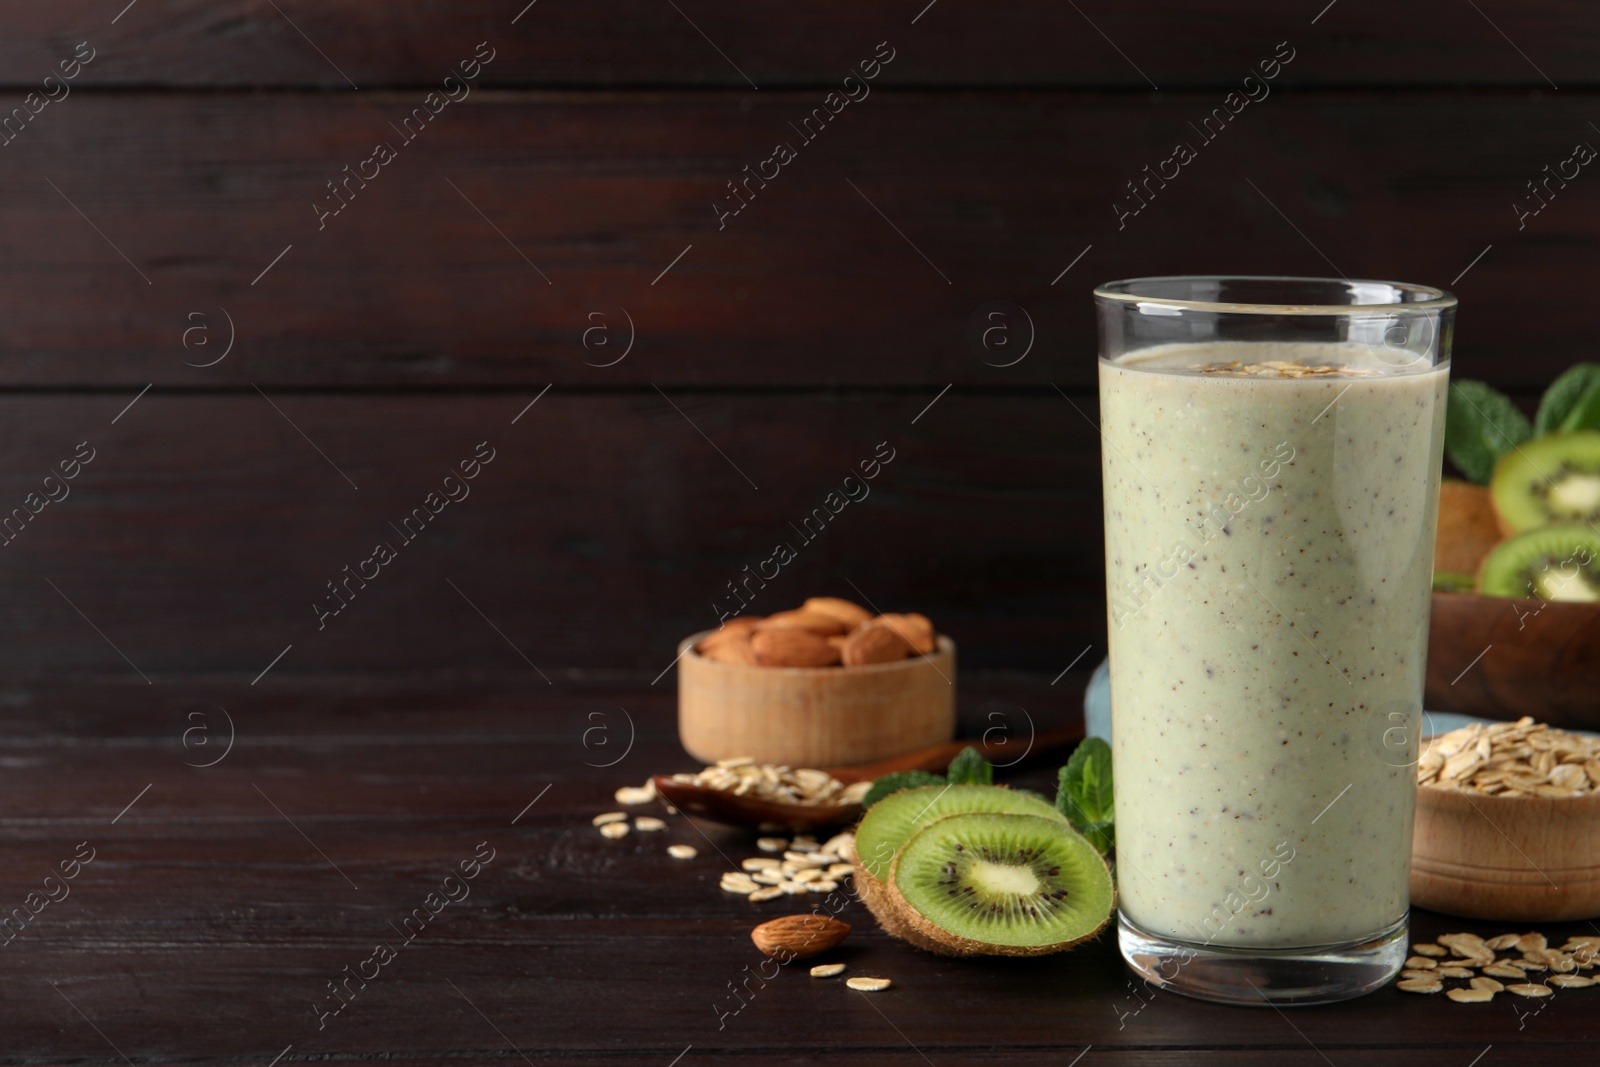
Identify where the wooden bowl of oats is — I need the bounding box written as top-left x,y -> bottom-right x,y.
1411,718 -> 1600,922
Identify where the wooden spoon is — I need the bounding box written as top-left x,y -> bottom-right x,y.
651,724 -> 1084,832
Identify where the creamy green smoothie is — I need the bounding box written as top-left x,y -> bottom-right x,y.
1100,341 -> 1447,949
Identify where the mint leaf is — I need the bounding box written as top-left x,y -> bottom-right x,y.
1535,363 -> 1600,436
1563,385 -> 1600,434
946,746 -> 993,786
1445,380 -> 1533,484
861,771 -> 945,810
1057,738 -> 1114,855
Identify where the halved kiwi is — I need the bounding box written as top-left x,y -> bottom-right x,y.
851,784 -> 1071,944
1490,431 -> 1600,533
1477,525 -> 1600,601
885,812 -> 1114,957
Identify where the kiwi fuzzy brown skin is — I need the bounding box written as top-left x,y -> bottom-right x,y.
872,813 -> 1115,958
850,857 -> 923,943
1435,479 -> 1504,576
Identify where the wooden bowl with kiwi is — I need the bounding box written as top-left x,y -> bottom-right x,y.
1425,403 -> 1600,728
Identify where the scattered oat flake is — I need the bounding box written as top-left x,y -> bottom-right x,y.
846,977 -> 892,992
667,844 -> 698,860
757,837 -> 788,853
1506,983 -> 1553,998
1547,974 -> 1594,988
1447,987 -> 1495,1003
810,963 -> 846,978
1396,978 -> 1443,994
1471,977 -> 1504,993
615,783 -> 656,805
592,812 -> 628,826
1411,944 -> 1449,957
1438,967 -> 1475,979
599,821 -> 629,839
1404,957 -> 1438,969
634,817 -> 666,832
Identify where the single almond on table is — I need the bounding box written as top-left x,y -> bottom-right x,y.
752,628 -> 841,667
874,613 -> 936,654
842,622 -> 914,666
761,609 -> 847,636
750,914 -> 851,960
802,597 -> 873,629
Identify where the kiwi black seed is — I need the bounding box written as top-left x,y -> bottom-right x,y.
1477,525 -> 1600,602
884,812 -> 1113,957
1490,430 -> 1600,533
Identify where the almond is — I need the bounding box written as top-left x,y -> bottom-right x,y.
750,914 -> 851,960
761,609 -> 847,636
826,635 -> 849,651
842,623 -> 913,666
874,613 -> 935,655
802,597 -> 873,629
698,629 -> 758,665
751,627 -> 841,667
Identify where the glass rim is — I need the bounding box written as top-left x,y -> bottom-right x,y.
1093,275 -> 1457,316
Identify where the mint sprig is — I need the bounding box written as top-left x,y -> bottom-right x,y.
1444,380 -> 1532,484
861,746 -> 996,809
946,746 -> 993,786
1056,737 -> 1114,855
860,770 -> 945,810
1535,362 -> 1600,436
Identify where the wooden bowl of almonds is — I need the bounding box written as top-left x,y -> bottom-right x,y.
1411,718 -> 1600,922
677,597 -> 955,767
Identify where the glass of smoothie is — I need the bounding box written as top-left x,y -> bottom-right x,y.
1095,276 -> 1454,1005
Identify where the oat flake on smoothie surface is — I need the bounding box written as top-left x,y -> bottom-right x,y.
1196,360 -> 1382,378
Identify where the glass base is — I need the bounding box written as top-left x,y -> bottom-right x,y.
1118,910 -> 1408,1006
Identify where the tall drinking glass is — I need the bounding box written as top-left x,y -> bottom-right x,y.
1095,276 -> 1454,1005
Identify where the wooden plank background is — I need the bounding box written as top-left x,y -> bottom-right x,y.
1,1 -> 1589,681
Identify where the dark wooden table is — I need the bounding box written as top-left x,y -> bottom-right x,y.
8,673 -> 1594,1065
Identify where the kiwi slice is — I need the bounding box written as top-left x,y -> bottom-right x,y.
854,784 -> 1068,883
1477,525 -> 1600,601
885,812 -> 1113,957
1490,431 -> 1600,533
1432,570 -> 1476,593
851,784 -> 1071,944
